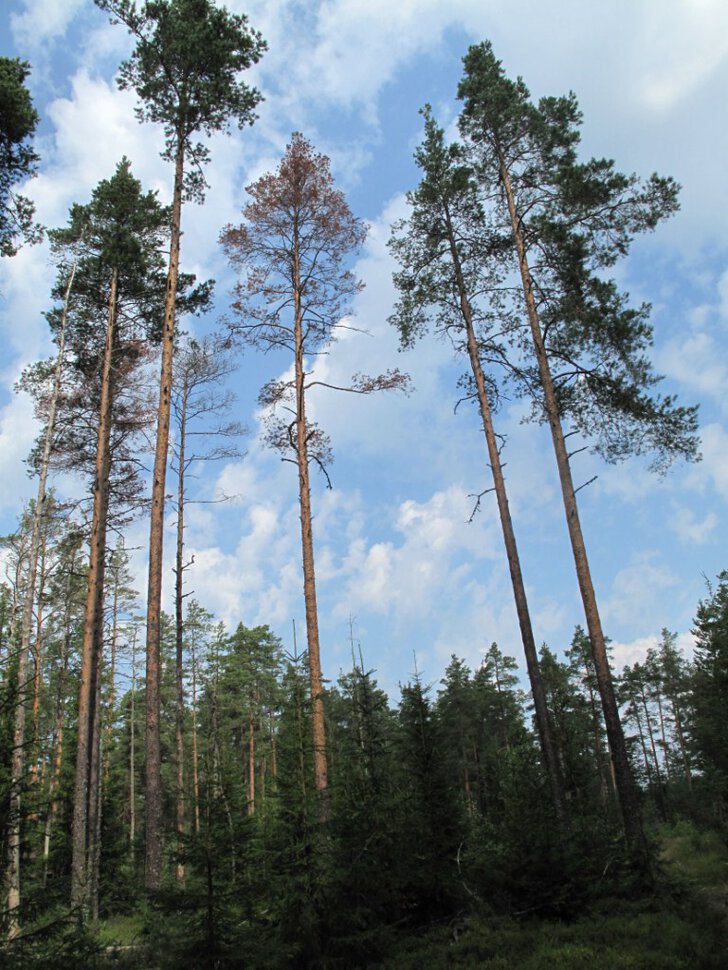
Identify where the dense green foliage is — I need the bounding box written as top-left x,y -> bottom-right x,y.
1,20 -> 723,970
0,56 -> 40,256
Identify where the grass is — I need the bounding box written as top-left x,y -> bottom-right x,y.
374,903 -> 727,969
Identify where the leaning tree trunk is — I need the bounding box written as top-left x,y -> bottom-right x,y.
292,242 -> 329,815
496,142 -> 643,854
5,259 -> 77,939
71,269 -> 118,914
443,204 -> 568,830
145,130 -> 185,892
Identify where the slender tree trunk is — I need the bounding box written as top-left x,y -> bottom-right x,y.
655,688 -> 672,781
270,711 -> 278,783
640,687 -> 665,819
191,639 -> 201,835
247,706 -> 255,816
29,537 -> 48,790
209,689 -> 236,877
42,550 -> 76,888
496,143 -> 643,854
443,205 -> 568,829
5,260 -> 76,939
145,132 -> 185,891
584,669 -> 614,806
104,558 -> 120,789
129,635 -> 137,864
89,669 -> 104,922
71,269 -> 118,914
174,383 -> 189,884
671,697 -> 693,791
632,704 -> 655,791
292,235 -> 329,813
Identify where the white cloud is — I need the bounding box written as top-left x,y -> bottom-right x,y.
610,630 -> 696,671
603,554 -> 679,630
691,423 -> 728,502
10,0 -> 86,50
670,505 -> 718,544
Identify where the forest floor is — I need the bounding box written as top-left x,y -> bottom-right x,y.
5,821 -> 728,968
375,822 -> 728,970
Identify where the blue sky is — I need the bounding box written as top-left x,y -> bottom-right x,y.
1,0 -> 727,698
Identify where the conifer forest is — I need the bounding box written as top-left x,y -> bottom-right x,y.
2,2 -> 728,967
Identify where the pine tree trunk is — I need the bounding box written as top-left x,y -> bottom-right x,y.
129,636 -> 137,864
496,143 -> 644,855
174,383 -> 188,884
191,639 -> 201,835
5,260 -> 76,939
71,269 -> 118,914
639,684 -> 665,817
42,552 -> 76,888
89,668 -> 104,921
145,133 -> 185,891
104,559 -> 120,789
247,706 -> 255,816
292,233 -> 328,813
443,204 -> 568,830
29,537 -> 48,790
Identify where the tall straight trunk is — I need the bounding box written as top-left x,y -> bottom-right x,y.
29,537 -> 48,789
247,706 -> 255,816
496,144 -> 643,853
443,204 -> 568,829
174,383 -> 188,883
129,635 -> 137,863
145,132 -> 184,892
89,667 -> 104,921
191,638 -> 200,835
42,544 -> 77,889
209,688 -> 236,877
292,233 -> 328,811
270,711 -> 278,782
71,269 -> 118,913
5,260 -> 76,939
104,557 -> 120,788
